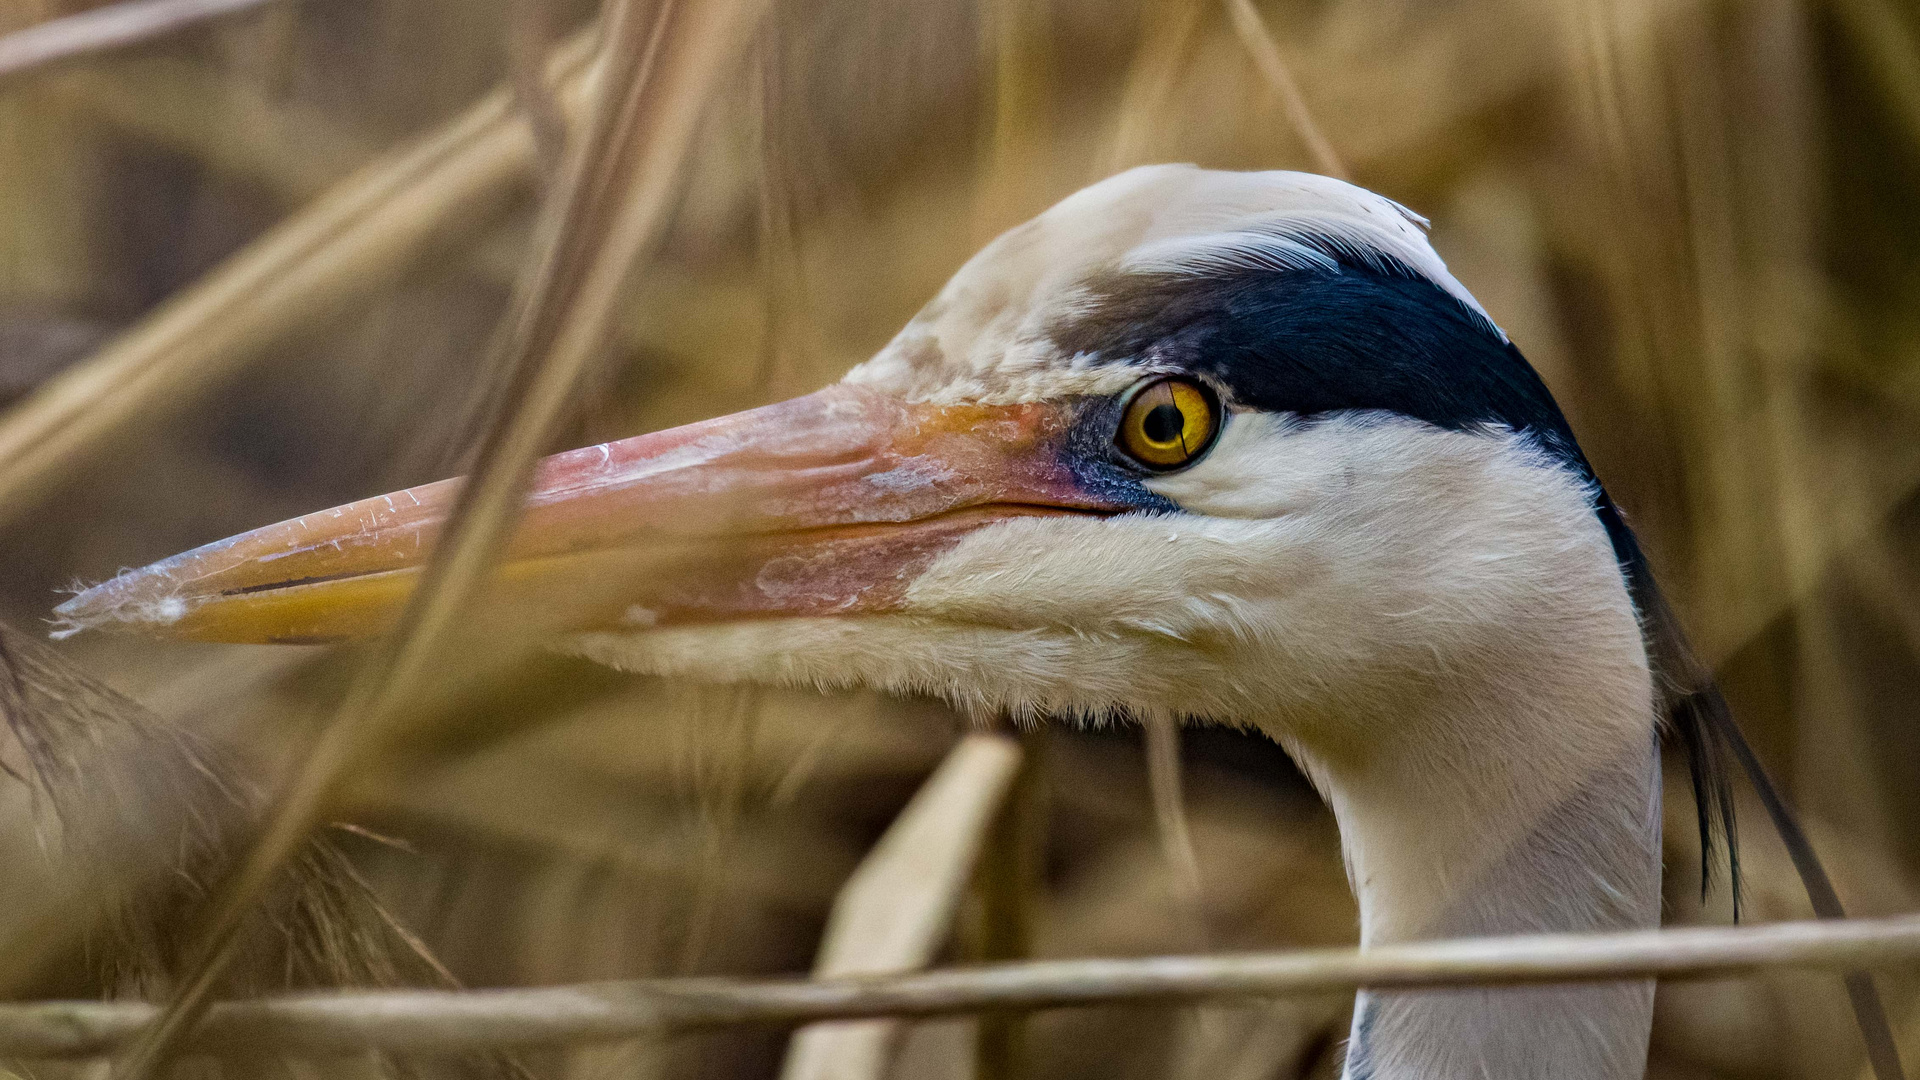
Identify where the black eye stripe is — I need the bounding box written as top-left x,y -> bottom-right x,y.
1052,263 -> 1574,473
1052,259 -> 1638,571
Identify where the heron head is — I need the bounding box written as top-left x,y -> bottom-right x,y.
55,164 -> 1646,749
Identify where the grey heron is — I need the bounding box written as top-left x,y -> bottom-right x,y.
51,164 -> 1859,1079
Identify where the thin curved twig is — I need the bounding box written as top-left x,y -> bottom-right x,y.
4,913 -> 1920,1059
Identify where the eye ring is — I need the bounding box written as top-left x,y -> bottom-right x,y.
1114,376 -> 1221,471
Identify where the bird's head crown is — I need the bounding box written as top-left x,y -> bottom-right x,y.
848,163 -> 1501,407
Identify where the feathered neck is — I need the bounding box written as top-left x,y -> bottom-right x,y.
1288,687 -> 1663,1080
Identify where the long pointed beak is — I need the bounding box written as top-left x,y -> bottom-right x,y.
55,386 -> 1120,643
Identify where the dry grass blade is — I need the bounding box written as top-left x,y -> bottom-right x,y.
0,29 -> 598,530
508,0 -> 571,186
46,55 -> 379,201
9,913 -> 1920,1057
0,622 -> 463,1009
781,734 -> 1024,1080
1221,0 -> 1346,180
105,0 -> 770,1074
1862,994 -> 1920,1080
1830,0 -> 1920,152
750,10 -> 811,398
1144,714 -> 1205,943
1104,0 -> 1207,174
971,727 -> 1044,1080
974,0 -> 1053,241
0,0 -> 285,79
1144,715 -> 1221,1080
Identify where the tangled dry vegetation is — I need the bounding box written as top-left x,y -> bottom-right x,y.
0,0 -> 1917,1076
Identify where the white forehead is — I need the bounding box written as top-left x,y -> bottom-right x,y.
844,164 -> 1496,404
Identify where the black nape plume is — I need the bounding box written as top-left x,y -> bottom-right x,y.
1623,546 -> 1904,1080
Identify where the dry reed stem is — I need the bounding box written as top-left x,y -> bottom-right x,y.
1861,993 -> 1920,1080
1143,714 -> 1205,946
46,56 -> 376,200
1675,383 -> 1920,683
0,0 -> 285,79
1830,0 -> 1920,153
971,727 -> 1044,1080
0,30 -> 597,530
1554,0 -> 1920,668
750,12 -> 811,399
1729,11 -> 1905,1072
1849,539 -> 1920,661
673,686 -> 769,976
1142,714 -> 1222,1080
973,0 -> 1053,242
106,0 -> 768,1073
6,913 -> 1920,1058
1103,0 -> 1207,174
780,734 -> 1024,1080
507,0 -> 571,187
1221,0 -> 1346,180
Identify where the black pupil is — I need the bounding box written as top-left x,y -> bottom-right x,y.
1142,402 -> 1186,446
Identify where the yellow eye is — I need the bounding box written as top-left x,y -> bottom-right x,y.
1115,377 -> 1220,470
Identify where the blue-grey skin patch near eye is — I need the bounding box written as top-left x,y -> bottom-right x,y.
1060,395 -> 1183,515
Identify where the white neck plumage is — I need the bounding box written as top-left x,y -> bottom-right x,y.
1293,687 -> 1663,1080
1170,420 -> 1671,1080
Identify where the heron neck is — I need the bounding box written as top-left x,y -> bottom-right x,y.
1303,694 -> 1663,1080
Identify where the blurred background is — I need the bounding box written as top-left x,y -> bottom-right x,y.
0,0 -> 1917,1076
